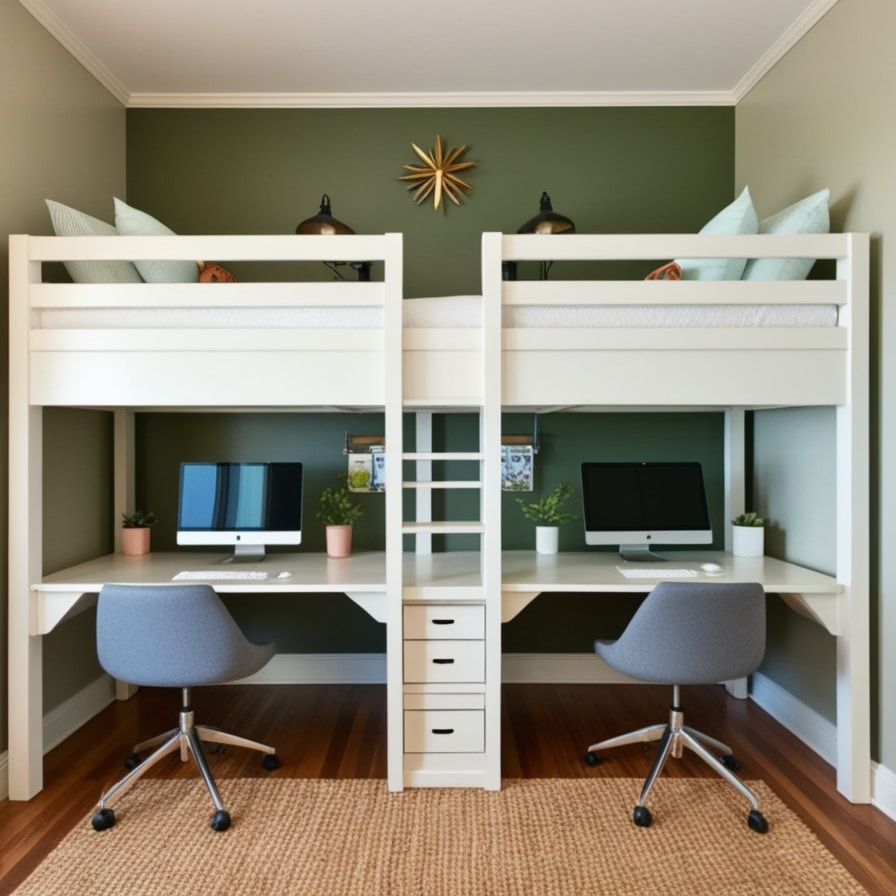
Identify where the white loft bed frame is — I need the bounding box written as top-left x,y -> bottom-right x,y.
7,230 -> 869,803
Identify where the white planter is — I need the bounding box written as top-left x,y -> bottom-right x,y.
535,526 -> 559,555
732,525 -> 764,558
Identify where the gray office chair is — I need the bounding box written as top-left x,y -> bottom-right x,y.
584,580 -> 768,833
91,583 -> 279,833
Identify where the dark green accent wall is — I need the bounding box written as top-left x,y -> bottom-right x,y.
126,107 -> 733,296
124,106 -> 735,654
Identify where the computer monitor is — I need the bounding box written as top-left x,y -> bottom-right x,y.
177,462 -> 303,562
581,461 -> 712,560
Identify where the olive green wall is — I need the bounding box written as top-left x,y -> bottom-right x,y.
126,107 -> 733,296
124,106 -> 735,657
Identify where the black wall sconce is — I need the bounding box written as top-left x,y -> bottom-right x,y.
296,194 -> 370,281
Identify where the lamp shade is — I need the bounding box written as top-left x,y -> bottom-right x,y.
296,194 -> 355,235
517,192 -> 575,235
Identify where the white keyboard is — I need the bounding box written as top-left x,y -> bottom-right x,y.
616,567 -> 698,579
173,570 -> 269,581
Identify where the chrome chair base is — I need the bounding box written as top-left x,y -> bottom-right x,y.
92,687 -> 278,832
584,685 -> 768,833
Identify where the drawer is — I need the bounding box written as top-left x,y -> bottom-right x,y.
404,640 -> 485,683
404,709 -> 484,753
404,604 -> 484,640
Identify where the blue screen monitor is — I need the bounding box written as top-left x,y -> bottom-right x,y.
581,461 -> 712,560
177,462 -> 303,562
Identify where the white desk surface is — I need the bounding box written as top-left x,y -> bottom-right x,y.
35,548 -> 839,594
37,551 -> 387,594
32,548 -> 841,635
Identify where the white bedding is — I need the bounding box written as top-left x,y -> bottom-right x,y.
37,294 -> 838,330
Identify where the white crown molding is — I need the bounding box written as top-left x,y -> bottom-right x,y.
20,0 -> 129,106
733,0 -> 841,102
125,89 -> 738,110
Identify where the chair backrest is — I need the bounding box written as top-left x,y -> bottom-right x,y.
96,583 -> 274,688
597,581 -> 766,685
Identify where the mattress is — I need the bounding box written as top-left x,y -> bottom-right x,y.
37,294 -> 838,330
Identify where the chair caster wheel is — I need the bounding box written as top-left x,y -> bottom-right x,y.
583,751 -> 602,766
91,808 -> 116,831
633,805 -> 653,827
748,809 -> 768,833
124,753 -> 141,771
210,809 -> 231,831
720,754 -> 741,771
262,753 -> 280,771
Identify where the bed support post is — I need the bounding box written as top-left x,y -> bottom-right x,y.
834,232 -> 871,802
112,409 -> 138,701
724,409 -> 748,699
7,235 -> 45,799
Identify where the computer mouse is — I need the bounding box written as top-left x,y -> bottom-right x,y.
700,562 -> 723,573
277,571 -> 292,579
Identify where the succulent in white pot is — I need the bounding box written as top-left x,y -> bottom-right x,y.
731,512 -> 765,558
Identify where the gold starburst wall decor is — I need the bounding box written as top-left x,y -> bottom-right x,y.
398,134 -> 477,210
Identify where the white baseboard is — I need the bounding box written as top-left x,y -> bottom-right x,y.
749,671 -> 838,765
236,652 -> 387,684
2,654 -> 892,821
43,674 -> 118,754
870,760 -> 896,822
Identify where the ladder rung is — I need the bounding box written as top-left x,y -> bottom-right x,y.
402,521 -> 485,534
403,452 -> 483,461
403,480 -> 481,489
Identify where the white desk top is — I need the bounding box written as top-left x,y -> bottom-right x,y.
32,548 -> 841,635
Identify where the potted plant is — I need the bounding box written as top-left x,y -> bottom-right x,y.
516,482 -> 578,554
731,511 -> 765,557
316,485 -> 363,557
120,510 -> 158,556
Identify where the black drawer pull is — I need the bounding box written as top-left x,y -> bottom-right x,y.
432,657 -> 455,665
432,618 -> 455,625
432,728 -> 455,736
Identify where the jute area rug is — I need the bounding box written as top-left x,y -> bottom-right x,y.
13,778 -> 866,896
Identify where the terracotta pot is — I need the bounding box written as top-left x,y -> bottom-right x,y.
326,524 -> 353,558
121,527 -> 151,556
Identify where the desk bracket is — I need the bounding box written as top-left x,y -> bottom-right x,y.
345,591 -> 388,623
31,589 -> 97,636
780,591 -> 842,636
502,591 -> 542,623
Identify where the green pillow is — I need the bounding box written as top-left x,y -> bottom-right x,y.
45,200 -> 143,284
742,189 -> 830,281
113,198 -> 199,283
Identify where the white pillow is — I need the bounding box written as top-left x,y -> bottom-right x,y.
675,186 -> 758,281
113,198 -> 199,283
45,200 -> 143,284
742,189 -> 830,281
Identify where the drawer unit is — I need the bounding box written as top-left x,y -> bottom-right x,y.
404,640 -> 485,683
404,709 -> 484,753
403,604 -> 484,640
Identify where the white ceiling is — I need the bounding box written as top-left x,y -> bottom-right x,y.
22,0 -> 839,108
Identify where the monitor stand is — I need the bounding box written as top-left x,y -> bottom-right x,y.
619,544 -> 664,562
223,544 -> 266,563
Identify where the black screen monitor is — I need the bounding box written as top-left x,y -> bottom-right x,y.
581,461 -> 712,560
177,461 -> 303,562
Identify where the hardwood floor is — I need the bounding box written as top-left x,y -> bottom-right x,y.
2,682 -> 894,894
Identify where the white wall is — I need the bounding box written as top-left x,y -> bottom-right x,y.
736,0 -> 895,771
0,1 -> 127,758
